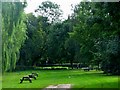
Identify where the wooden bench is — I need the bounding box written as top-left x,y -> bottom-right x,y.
20,73 -> 38,83
83,68 -> 90,71
28,74 -> 36,80
82,67 -> 90,71
20,76 -> 32,83
32,73 -> 38,77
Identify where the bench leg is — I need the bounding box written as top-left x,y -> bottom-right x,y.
33,76 -> 36,80
29,79 -> 32,83
20,79 -> 23,83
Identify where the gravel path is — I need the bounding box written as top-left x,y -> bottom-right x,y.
43,84 -> 71,90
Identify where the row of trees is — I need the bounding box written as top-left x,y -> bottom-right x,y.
2,1 -> 120,75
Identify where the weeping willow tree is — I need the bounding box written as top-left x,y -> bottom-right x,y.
2,2 -> 27,72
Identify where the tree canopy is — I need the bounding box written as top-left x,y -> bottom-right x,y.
2,1 -> 120,75
2,2 -> 27,71
35,1 -> 63,23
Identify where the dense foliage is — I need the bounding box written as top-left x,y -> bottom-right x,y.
2,2 -> 27,71
70,2 -> 120,75
2,1 -> 120,75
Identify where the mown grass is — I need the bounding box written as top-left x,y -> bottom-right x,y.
2,69 -> 119,89
0,74 -> 2,90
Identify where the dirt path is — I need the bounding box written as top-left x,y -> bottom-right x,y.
43,84 -> 71,90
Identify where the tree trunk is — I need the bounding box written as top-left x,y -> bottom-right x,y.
70,60 -> 73,69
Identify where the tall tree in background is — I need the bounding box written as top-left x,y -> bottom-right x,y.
18,13 -> 46,66
70,2 -> 95,66
35,1 -> 63,23
70,2 -> 120,75
2,2 -> 27,72
45,23 -> 70,64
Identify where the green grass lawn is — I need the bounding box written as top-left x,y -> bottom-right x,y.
2,69 -> 119,89
0,74 -> 2,90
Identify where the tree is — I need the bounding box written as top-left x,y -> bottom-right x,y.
2,2 -> 27,71
18,13 -> 45,66
70,2 -> 120,75
35,1 -> 63,23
